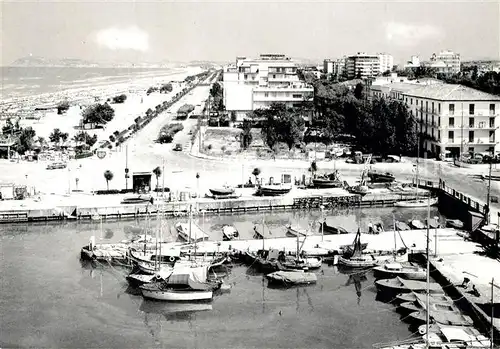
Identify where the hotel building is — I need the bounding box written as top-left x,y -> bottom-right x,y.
370,81 -> 500,157
223,54 -> 314,120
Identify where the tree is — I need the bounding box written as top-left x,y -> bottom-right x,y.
82,103 -> 115,127
310,160 -> 318,178
160,83 -> 173,93
152,166 -> 162,193
354,83 -> 364,100
49,128 -> 63,144
15,127 -> 36,154
252,168 -> 261,185
240,119 -> 253,149
2,118 -> 20,135
57,101 -> 70,114
104,170 -> 114,191
112,94 -> 127,104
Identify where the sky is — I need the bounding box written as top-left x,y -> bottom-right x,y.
1,0 -> 499,66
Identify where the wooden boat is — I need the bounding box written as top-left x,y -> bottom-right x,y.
266,271 -> 317,286
338,229 -> 379,268
408,309 -> 474,326
409,219 -> 425,230
209,187 -> 235,196
394,197 -> 438,208
446,219 -> 464,229
139,300 -> 213,317
426,218 -> 440,229
286,226 -> 313,237
281,256 -> 322,270
80,234 -> 161,262
312,171 -> 344,188
348,184 -> 369,195
121,195 -> 153,204
373,263 -> 427,281
318,222 -> 348,235
175,222 -> 209,243
395,221 -> 411,231
398,294 -> 455,317
395,292 -> 451,305
256,184 -> 292,196
222,225 -> 239,240
245,249 -> 284,274
420,325 -> 492,348
367,170 -> 395,183
140,285 -> 213,301
375,277 -> 443,296
126,272 -> 158,287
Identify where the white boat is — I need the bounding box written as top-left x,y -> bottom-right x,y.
222,225 -> 239,240
286,226 -> 314,237
140,286 -> 213,301
338,229 -> 379,268
175,222 -> 209,243
394,197 -> 438,208
373,263 -> 427,281
282,256 -> 323,270
126,272 -> 159,287
266,270 -> 317,286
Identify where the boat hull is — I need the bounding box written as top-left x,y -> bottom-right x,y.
368,172 -> 395,183
141,288 -> 213,301
312,179 -> 344,188
209,188 -> 235,196
394,197 -> 438,208
337,256 -> 379,268
373,267 -> 427,281
256,186 -> 291,196
319,222 -> 348,235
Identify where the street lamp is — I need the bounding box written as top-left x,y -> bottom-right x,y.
320,205 -> 325,241
196,172 -> 200,198
434,215 -> 439,257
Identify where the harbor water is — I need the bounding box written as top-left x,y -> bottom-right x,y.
0,206 -> 441,348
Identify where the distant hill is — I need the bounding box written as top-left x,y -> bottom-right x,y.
8,56 -> 226,69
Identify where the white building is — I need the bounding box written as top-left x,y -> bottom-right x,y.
427,50 -> 461,75
323,58 -> 345,76
345,52 -> 380,79
370,82 -> 500,157
404,56 -> 421,69
223,54 -> 314,120
377,53 -> 394,74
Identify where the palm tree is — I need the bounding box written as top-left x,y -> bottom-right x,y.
152,166 -> 162,195
104,170 -> 114,191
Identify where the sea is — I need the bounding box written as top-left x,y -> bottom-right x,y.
0,206 -> 442,348
0,66 -> 180,99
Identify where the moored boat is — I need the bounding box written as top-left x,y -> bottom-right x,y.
126,272 -> 159,287
256,184 -> 292,196
375,277 -> 443,296
409,219 -> 426,230
426,218 -> 440,229
209,187 -> 235,196
373,263 -> 427,281
394,292 -> 451,305
394,197 -> 438,208
175,222 -> 210,243
281,256 -> 322,270
446,219 -> 464,229
266,270 -> 317,286
395,221 -> 411,231
338,229 -> 379,268
286,226 -> 313,237
368,170 -> 396,183
312,171 -> 344,188
408,309 -> 474,327
140,285 -> 213,302
222,225 -> 239,240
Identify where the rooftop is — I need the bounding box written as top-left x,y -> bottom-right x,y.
373,82 -> 500,101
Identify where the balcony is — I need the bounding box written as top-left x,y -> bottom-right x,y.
440,124 -> 498,130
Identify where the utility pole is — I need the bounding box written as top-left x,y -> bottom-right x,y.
162,158 -> 165,198
486,161 -> 493,224
125,145 -> 129,191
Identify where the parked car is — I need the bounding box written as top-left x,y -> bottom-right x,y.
173,143 -> 183,151
46,162 -> 67,170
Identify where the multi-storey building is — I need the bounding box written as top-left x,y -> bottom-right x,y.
223,54 -> 314,120
323,58 -> 345,76
345,53 -> 381,79
426,50 -> 461,75
370,82 -> 500,157
377,53 -> 394,74
404,56 -> 421,69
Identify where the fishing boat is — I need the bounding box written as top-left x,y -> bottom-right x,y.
286,226 -> 313,237
375,277 -> 443,296
209,186 -> 235,196
398,295 -> 456,317
408,309 -> 474,327
373,263 -> 427,281
256,184 -> 292,196
395,221 -> 411,231
446,219 -> 464,229
338,229 -> 379,268
312,171 -> 344,188
281,233 -> 322,270
245,249 -> 284,274
121,195 -> 154,204
318,222 -> 348,235
266,270 -> 317,286
141,285 -> 213,301
426,218 -> 440,229
367,170 -> 396,183
395,292 -> 451,305
348,154 -> 372,195
175,222 -> 210,243
222,225 -> 239,240
80,234 -> 161,262
126,272 -> 160,287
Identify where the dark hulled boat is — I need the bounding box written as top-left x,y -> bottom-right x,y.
312,171 -> 344,189
256,185 -> 292,196
318,222 -> 349,235
209,187 -> 235,196
367,170 -> 396,183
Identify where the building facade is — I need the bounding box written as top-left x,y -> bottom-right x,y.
223,54 -> 314,120
345,53 -> 380,79
377,53 -> 394,74
370,82 -> 500,157
323,58 -> 345,76
427,50 -> 461,75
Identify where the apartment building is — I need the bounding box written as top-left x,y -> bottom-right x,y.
345,53 -> 380,79
426,50 -> 461,75
378,53 -> 394,74
223,54 -> 314,120
370,82 -> 500,157
323,58 -> 345,76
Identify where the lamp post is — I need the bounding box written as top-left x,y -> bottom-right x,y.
162,158 -> 165,198
196,172 -> 200,198
434,215 -> 439,257
320,205 -> 325,241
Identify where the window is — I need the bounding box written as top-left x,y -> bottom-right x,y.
426,101 -> 428,111
490,117 -> 495,128
292,94 -> 302,99
264,92 -> 269,97
469,104 -> 475,115
449,131 -> 454,142
490,131 -> 495,142
272,74 -> 276,79
469,147 -> 474,153
432,102 -> 434,113
449,104 -> 455,116
469,131 -> 474,143
438,117 -> 441,126
431,115 -> 434,125
490,104 -> 496,115
411,98 -> 413,105
449,117 -> 455,127
432,129 -> 434,137
469,117 -> 474,128
438,130 -> 441,141
244,74 -> 248,79
438,103 -> 441,114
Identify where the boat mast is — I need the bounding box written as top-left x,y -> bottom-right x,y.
189,204 -> 192,261
486,161 -> 492,225
425,195 -> 430,347
296,233 -> 299,260
262,215 -> 265,251
491,277 -> 495,349
159,204 -> 163,272
416,132 -> 420,201
393,214 -> 397,261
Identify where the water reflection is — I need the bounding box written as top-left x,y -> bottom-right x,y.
343,270 -> 369,305
139,300 -> 213,322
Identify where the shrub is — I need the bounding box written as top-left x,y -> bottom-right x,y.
109,135 -> 116,142
158,134 -> 173,144
112,94 -> 127,104
75,151 -> 93,159
57,101 -> 70,115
